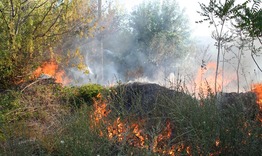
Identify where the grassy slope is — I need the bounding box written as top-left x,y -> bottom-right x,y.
0,81 -> 261,155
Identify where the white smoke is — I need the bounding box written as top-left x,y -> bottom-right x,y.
65,0 -> 262,93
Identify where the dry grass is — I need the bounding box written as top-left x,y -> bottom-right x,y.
0,81 -> 261,155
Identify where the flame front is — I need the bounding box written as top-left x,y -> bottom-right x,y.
252,83 -> 262,122
90,93 -> 191,155
32,60 -> 70,85
90,89 -> 262,155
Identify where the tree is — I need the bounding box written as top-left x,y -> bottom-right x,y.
77,0 -> 191,83
130,0 -> 189,64
197,0 -> 249,93
197,0 -> 261,93
234,0 -> 261,43
128,0 -> 191,78
234,0 -> 262,72
0,0 -> 95,89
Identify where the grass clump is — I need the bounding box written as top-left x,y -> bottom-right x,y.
52,106 -> 112,155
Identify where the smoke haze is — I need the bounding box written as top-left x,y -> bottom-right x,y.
66,0 -> 261,94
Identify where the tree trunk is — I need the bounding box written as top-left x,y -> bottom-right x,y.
215,40 -> 221,94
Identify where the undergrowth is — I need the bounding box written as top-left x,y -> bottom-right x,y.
0,81 -> 261,155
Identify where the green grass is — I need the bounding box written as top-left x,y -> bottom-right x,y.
0,82 -> 261,155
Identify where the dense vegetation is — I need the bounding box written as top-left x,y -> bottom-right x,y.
0,81 -> 261,155
0,0 -> 261,155
0,0 -> 95,89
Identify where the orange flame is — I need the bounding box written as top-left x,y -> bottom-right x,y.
194,62 -> 236,96
252,83 -> 262,122
90,93 -> 190,156
32,60 -> 70,85
92,91 -> 255,155
92,93 -> 110,124
131,123 -> 147,147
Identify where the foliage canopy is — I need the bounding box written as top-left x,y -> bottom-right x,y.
130,0 -> 190,64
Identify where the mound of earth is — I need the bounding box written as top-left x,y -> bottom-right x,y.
107,82 -> 259,120
107,82 -> 195,117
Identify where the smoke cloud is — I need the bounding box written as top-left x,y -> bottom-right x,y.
65,0 -> 261,94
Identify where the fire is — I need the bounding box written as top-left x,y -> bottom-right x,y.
215,138 -> 220,147
131,123 -> 147,147
194,62 -> 236,96
90,93 -> 190,155
91,93 -> 236,155
32,60 -> 70,85
252,83 -> 262,122
107,117 -> 126,142
92,93 -> 110,124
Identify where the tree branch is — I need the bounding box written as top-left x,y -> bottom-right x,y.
20,0 -> 49,24
33,0 -> 56,37
251,52 -> 262,72
257,36 -> 262,45
35,7 -> 64,39
10,0 -> 15,17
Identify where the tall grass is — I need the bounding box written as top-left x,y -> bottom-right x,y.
0,81 -> 261,155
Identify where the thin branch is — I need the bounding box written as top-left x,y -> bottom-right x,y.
21,0 -> 28,5
21,79 -> 41,92
35,7 -> 64,39
15,1 -> 22,35
251,52 -> 262,72
257,36 -> 262,45
20,0 -> 49,24
21,77 -> 53,92
33,0 -> 56,37
10,0 -> 15,17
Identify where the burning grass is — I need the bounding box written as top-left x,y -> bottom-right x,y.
252,83 -> 262,122
87,83 -> 261,155
0,82 -> 261,155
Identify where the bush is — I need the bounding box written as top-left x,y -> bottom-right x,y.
0,90 -> 22,141
61,84 -> 104,108
92,83 -> 261,155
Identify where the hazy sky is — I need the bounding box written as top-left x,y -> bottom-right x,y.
179,0 -> 211,37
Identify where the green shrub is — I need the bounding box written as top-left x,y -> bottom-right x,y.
78,84 -> 104,103
62,84 -> 104,108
